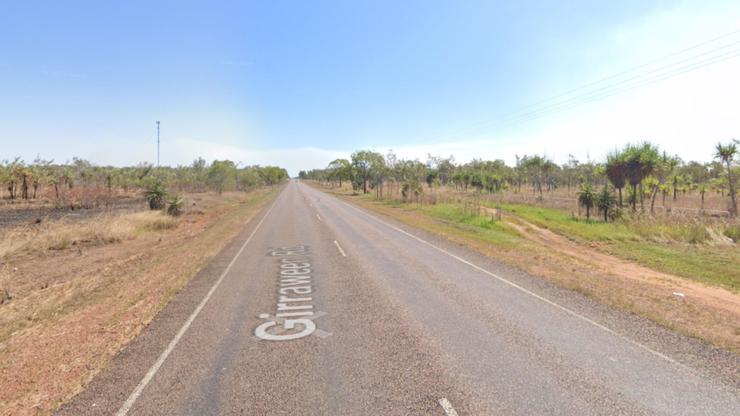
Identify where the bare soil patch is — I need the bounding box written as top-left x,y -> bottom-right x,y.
503,218 -> 740,348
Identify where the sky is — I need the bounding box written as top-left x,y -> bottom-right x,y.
1,0 -> 739,176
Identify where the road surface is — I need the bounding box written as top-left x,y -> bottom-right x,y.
59,181 -> 740,415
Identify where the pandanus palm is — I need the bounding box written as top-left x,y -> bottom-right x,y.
714,140 -> 738,216
578,183 -> 596,220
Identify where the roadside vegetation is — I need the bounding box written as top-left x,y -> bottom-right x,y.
0,157 -> 288,258
302,140 -> 738,217
302,140 -> 740,289
0,156 -> 287,209
0,156 -> 287,415
305,140 -> 740,351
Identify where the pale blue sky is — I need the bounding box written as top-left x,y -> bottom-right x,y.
1,1 -> 739,174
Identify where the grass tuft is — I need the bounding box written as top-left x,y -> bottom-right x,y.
0,211 -> 178,258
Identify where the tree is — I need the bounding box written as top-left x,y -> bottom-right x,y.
578,183 -> 596,220
623,142 -> 659,212
351,150 -> 385,194
207,160 -> 238,194
521,155 -> 554,196
327,158 -> 352,187
698,183 -> 708,211
714,140 -> 738,216
648,152 -> 678,214
237,167 -> 263,190
596,186 -> 616,222
4,158 -> 24,199
605,151 -> 627,207
401,178 -> 423,203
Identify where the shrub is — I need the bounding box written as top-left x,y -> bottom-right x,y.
401,180 -> 423,203
167,194 -> 184,217
144,181 -> 167,210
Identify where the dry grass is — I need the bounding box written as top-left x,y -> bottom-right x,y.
0,211 -> 177,259
0,187 -> 281,415
373,183 -> 734,217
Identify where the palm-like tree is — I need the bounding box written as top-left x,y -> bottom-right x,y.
596,186 -> 616,222
623,142 -> 659,212
714,140 -> 738,216
578,183 -> 596,220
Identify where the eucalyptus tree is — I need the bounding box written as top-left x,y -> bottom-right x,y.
383,159 -> 422,201
351,150 -> 385,194
3,158 -> 24,199
519,155 -> 556,196
327,158 -> 352,187
714,140 -> 738,216
647,152 -> 679,214
207,160 -> 238,194
237,168 -> 262,190
437,156 -> 456,186
563,155 -> 579,192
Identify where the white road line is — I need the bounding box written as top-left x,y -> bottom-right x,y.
317,186 -> 687,370
115,196 -> 281,416
333,240 -> 347,257
438,398 -> 459,416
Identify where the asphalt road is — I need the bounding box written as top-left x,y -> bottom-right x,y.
59,180 -> 740,415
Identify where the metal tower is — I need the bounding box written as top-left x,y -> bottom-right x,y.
156,120 -> 160,166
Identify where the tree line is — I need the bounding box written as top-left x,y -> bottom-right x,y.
0,156 -> 289,203
300,140 -> 739,219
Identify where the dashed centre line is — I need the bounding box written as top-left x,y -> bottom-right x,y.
333,240 -> 347,257
438,398 -> 460,416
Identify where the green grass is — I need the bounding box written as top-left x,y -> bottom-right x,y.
609,241 -> 740,292
348,189 -> 740,292
360,196 -> 523,249
425,203 -> 520,243
494,203 -> 638,242
493,202 -> 739,292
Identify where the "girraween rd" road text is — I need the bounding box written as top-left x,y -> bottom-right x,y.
254,245 -> 319,341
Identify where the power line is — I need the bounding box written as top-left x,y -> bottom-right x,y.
484,47 -> 740,131
503,29 -> 740,114
433,28 -> 740,142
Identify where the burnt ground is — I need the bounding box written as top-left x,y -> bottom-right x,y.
0,198 -> 147,230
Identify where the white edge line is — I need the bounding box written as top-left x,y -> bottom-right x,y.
317,186 -> 686,369
333,240 -> 347,257
115,194 -> 281,416
438,398 -> 459,416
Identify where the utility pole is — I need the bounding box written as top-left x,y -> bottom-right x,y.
156,120 -> 160,166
